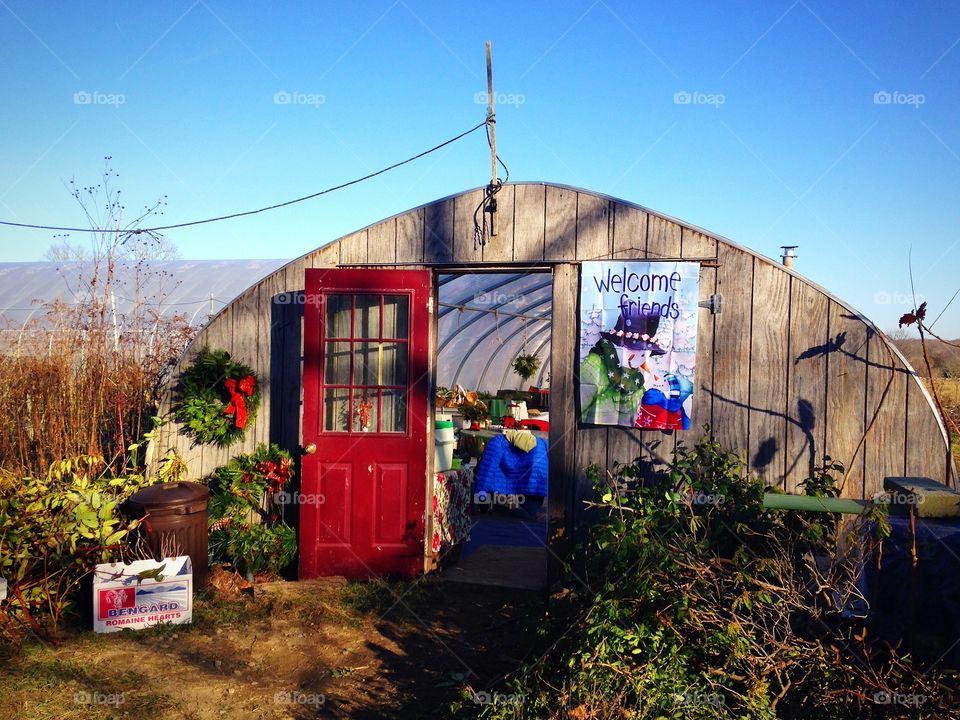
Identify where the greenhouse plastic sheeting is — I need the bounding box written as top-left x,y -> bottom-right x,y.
0,259 -> 286,327
1,262 -> 553,395
437,272 -> 552,394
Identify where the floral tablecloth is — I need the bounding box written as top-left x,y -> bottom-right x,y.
431,467 -> 473,555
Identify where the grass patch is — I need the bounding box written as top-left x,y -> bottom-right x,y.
339,577 -> 437,624
0,655 -> 175,720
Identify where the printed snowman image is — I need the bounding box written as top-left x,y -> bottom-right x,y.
635,313 -> 695,431
579,308 -> 666,425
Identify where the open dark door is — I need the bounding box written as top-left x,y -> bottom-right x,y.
300,269 -> 431,579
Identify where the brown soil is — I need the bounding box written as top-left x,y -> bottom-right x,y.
0,576 -> 542,719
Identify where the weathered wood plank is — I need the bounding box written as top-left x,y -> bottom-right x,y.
483,184 -> 514,263
606,427 -> 645,476
513,184 -> 545,262
396,207 -> 423,264
339,230 -> 368,266
575,195 -> 610,261
785,281 -> 829,492
366,219 -> 397,265
646,215 -> 682,260
680,228 -> 718,259
544,186 -> 577,261
711,245 -> 754,458
161,327 -> 208,482
232,284 -> 261,457
453,188 -> 486,264
572,195 -> 611,533
863,334 -> 908,497
573,426 -> 607,543
198,304 -> 234,478
548,263 -> 578,584
905,376 -> 952,485
824,302 -> 868,498
748,260 -> 791,486
314,241 -> 339,268
612,204 -> 648,260
423,198 -> 454,263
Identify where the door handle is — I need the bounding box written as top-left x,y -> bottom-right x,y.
301,443 -> 317,456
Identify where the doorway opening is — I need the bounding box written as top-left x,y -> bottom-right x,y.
430,271 -> 552,590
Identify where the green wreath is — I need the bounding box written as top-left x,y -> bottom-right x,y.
175,347 -> 261,446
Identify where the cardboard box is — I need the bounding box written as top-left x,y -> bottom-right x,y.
93,556 -> 193,633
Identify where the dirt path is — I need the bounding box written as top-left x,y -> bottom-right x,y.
1,577 -> 542,719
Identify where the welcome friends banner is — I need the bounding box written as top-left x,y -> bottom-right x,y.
578,261 -> 700,430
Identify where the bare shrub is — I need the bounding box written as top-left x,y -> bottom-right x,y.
0,159 -> 196,476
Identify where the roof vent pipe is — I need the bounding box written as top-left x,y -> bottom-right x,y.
780,245 -> 798,268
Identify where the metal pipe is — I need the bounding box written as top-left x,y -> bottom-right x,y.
761,493 -> 869,514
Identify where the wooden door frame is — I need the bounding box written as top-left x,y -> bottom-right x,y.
422,266 -> 564,586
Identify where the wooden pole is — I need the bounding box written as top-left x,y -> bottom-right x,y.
486,40 -> 498,236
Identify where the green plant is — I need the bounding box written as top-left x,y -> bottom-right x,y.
207,444 -> 296,577
457,401 -> 489,424
175,348 -> 261,446
511,353 -> 541,383
474,431 -> 952,719
0,456 -> 149,640
499,390 -> 532,403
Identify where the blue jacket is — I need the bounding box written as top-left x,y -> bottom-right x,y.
474,434 -> 549,497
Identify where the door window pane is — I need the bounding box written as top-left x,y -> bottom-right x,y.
324,342 -> 351,385
323,387 -> 350,431
352,389 -> 378,432
354,294 -> 380,339
325,295 -> 352,338
354,341 -> 379,386
379,342 -> 408,386
381,389 -> 407,433
320,291 -> 412,434
383,295 -> 409,339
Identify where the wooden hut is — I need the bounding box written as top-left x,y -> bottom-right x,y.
150,182 -> 954,581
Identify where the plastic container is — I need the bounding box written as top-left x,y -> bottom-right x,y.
435,419 -> 455,443
124,481 -> 211,588
435,439 -> 456,473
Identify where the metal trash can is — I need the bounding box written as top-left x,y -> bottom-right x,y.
126,482 -> 210,588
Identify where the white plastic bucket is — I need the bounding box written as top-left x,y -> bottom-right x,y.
435,424 -> 455,443
435,439 -> 456,473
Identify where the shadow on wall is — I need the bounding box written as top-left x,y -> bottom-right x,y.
708,321 -> 913,490
271,290 -> 304,536
610,324 -> 907,491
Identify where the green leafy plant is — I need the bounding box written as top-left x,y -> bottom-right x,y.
175,348 -> 261,446
207,444 -> 296,578
0,456 -> 150,640
474,430 -> 953,719
511,353 -> 541,383
499,390 -> 533,403
457,400 -> 489,424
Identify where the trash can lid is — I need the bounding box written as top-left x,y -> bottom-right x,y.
127,481 -> 210,510
435,420 -> 454,428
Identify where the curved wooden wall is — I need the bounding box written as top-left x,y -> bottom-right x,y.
151,183 -> 954,507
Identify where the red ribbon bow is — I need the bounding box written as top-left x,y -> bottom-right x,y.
224,376 -> 255,429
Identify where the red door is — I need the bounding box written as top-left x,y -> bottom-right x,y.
300,269 -> 431,579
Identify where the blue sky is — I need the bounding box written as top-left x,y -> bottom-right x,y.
1,1 -> 958,336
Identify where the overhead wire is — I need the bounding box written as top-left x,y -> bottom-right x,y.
0,119 -> 491,235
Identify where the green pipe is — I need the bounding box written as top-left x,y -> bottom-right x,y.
762,493 -> 870,514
